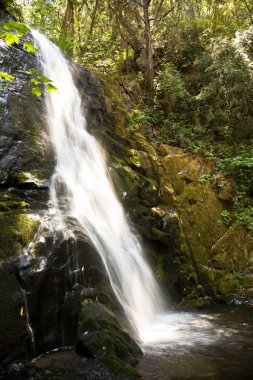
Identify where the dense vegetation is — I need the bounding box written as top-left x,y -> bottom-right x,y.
1,0 -> 253,228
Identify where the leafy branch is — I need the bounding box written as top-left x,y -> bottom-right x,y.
20,69 -> 58,97
0,19 -> 57,96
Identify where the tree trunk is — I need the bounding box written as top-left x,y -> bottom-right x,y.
87,0 -> 99,43
61,0 -> 75,58
143,0 -> 154,92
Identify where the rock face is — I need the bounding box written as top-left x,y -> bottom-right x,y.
0,15 -> 52,362
105,128 -> 253,304
76,301 -> 142,376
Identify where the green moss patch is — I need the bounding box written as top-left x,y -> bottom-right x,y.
0,211 -> 39,262
76,301 -> 141,377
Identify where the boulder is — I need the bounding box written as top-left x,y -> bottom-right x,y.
76,301 -> 142,377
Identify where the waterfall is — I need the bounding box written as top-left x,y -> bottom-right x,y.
32,31 -> 167,343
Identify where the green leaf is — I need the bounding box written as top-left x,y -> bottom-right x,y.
32,87 -> 42,97
23,41 -> 38,53
0,72 -> 14,81
27,69 -> 41,76
2,20 -> 29,37
0,31 -> 19,45
31,78 -> 39,85
45,83 -> 58,93
38,75 -> 52,84
0,85 -> 3,90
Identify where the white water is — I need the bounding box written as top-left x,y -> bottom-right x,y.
32,31 -> 168,342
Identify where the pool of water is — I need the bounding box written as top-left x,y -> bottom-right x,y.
137,305 -> 253,380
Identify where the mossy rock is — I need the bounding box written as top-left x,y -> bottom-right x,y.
0,200 -> 29,212
0,211 -> 39,262
211,223 -> 253,271
0,211 -> 39,358
185,297 -> 207,308
76,301 -> 141,377
16,171 -> 48,188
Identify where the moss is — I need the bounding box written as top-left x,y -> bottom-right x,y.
197,265 -> 216,296
16,171 -> 45,187
76,301 -> 141,377
151,227 -> 170,240
0,200 -> 29,211
155,255 -> 166,280
104,355 -> 140,378
189,298 -> 206,308
94,282 -> 115,306
17,171 -> 29,184
0,211 -> 39,262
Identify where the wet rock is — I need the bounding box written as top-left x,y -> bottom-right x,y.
0,265 -> 28,360
76,301 -> 142,377
7,362 -> 25,375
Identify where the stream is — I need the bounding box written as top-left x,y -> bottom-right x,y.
138,305 -> 253,380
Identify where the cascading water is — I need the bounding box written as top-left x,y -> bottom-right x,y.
32,30 -> 168,343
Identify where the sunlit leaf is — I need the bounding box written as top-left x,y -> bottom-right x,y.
23,41 -> 38,53
27,69 -> 41,76
20,306 -> 24,317
31,78 -> 39,85
0,31 -> 19,45
38,75 -> 52,84
45,83 -> 58,93
32,87 -> 42,97
2,20 -> 29,37
0,72 -> 14,81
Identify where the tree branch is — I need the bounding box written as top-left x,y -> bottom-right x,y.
155,0 -> 165,18
150,0 -> 179,22
242,0 -> 253,24
131,0 -> 143,6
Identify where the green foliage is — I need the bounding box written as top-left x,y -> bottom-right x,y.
31,87 -> 42,97
0,0 -> 23,18
2,19 -> 29,36
195,41 -> 253,140
234,192 -> 253,230
0,71 -> 14,91
23,41 -> 38,52
0,72 -> 14,82
155,63 -> 191,109
24,69 -> 58,97
198,173 -> 211,184
0,20 -> 43,95
128,104 -> 165,136
0,20 -> 33,50
0,31 -> 19,44
221,210 -> 232,226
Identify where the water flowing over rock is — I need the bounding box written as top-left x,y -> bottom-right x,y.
32,30 -> 167,340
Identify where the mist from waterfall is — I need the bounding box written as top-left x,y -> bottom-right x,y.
32,30 -> 168,343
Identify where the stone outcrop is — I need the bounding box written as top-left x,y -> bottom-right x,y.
105,127 -> 253,304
